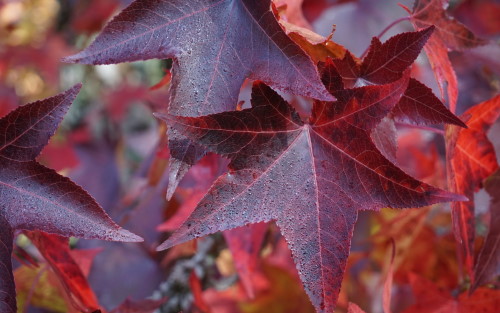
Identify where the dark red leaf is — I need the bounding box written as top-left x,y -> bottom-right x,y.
330,28 -> 434,87
393,78 -> 466,127
331,51 -> 360,89
446,95 -> 500,280
0,85 -> 143,313
360,27 -> 434,84
156,63 -> 463,312
472,169 -> 500,291
327,30 -> 463,129
63,0 -> 335,198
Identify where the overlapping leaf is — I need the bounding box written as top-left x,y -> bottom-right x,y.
0,85 -> 142,313
446,95 -> 500,280
401,0 -> 486,112
156,61 -> 464,312
330,27 -> 464,127
63,0 -> 334,198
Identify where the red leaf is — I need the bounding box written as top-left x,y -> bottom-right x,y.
190,271 -> 211,313
72,0 -> 120,34
156,62 -> 463,312
423,33 -> 459,113
331,28 -> 433,86
446,95 -> 500,280
63,0 -> 334,199
404,0 -> 486,112
403,274 -> 500,313
224,222 -> 268,298
472,169 -> 500,291
0,86 -> 142,313
408,0 -> 486,51
393,78 -> 466,127
26,232 -> 100,312
383,239 -> 396,313
360,27 -> 434,85
329,30 -> 462,127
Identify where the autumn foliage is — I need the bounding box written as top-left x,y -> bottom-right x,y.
1,0 -> 500,313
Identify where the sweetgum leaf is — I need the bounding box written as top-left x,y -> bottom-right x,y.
329,28 -> 463,127
404,0 -> 486,112
393,78 -> 466,127
360,26 -> 434,84
63,0 -> 334,198
156,62 -> 464,312
329,27 -> 433,86
0,85 -> 142,313
446,95 -> 500,281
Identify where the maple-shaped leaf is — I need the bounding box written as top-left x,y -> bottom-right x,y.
360,26 -> 434,85
330,28 -> 464,127
402,0 -> 486,112
330,27 -> 433,86
63,0 -> 334,199
473,169 -> 500,291
0,85 -> 142,313
446,95 -> 500,280
156,62 -> 463,312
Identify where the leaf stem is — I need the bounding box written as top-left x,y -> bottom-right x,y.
360,16 -> 411,59
395,122 -> 445,135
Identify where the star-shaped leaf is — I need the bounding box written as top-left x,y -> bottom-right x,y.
156,62 -> 464,312
0,85 -> 142,313
63,0 -> 334,198
330,27 -> 464,127
401,0 -> 486,112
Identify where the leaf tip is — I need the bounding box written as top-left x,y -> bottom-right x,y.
67,83 -> 83,95
61,54 -> 80,64
156,240 -> 173,251
114,229 -> 144,243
